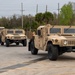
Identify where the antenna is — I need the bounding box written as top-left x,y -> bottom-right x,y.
65,25 -> 71,32
58,3 -> 60,24
46,5 -> 48,12
21,3 -> 24,29
36,4 -> 38,14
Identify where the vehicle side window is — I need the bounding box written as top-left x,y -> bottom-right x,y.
50,28 -> 61,33
37,30 -> 41,36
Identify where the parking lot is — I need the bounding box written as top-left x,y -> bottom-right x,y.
0,43 -> 75,75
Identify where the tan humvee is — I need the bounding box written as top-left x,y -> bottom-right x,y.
0,27 -> 5,43
1,29 -> 27,47
28,24 -> 75,61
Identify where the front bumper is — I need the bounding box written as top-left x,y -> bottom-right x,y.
6,36 -> 26,40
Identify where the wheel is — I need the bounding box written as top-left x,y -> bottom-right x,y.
0,36 -> 1,43
1,42 -> 4,45
28,39 -> 34,51
6,39 -> 9,47
16,42 -> 19,45
30,41 -> 38,55
22,39 -> 27,46
47,43 -> 58,61
28,41 -> 31,51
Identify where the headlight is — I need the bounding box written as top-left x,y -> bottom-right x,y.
7,36 -> 12,39
52,39 -> 54,42
64,41 -> 68,45
52,39 -> 58,43
55,39 -> 58,42
7,36 -> 10,38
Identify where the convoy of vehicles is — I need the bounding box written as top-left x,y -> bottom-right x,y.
1,29 -> 27,47
1,24 -> 75,61
28,24 -> 75,61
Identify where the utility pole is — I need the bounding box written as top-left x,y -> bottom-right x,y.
36,4 -> 38,14
46,5 -> 48,12
58,3 -> 60,24
21,3 -> 24,28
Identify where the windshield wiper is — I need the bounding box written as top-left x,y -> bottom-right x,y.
64,26 -> 71,32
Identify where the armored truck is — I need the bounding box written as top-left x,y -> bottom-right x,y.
1,29 -> 27,47
28,24 -> 75,61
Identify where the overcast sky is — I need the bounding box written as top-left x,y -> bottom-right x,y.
0,0 -> 75,17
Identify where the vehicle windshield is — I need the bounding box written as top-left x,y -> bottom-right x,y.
7,30 -> 14,34
50,28 -> 61,33
0,28 -> 4,30
64,28 -> 75,33
15,30 -> 23,34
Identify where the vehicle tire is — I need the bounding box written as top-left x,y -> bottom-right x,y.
22,39 -> 27,46
28,41 -> 31,51
1,42 -> 4,45
28,39 -> 34,51
30,41 -> 38,55
6,39 -> 9,47
0,36 -> 1,43
47,43 -> 58,61
16,42 -> 19,45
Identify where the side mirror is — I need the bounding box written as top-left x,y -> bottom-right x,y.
37,30 -> 41,36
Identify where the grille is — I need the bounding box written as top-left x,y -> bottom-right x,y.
62,40 -> 75,46
68,41 -> 75,45
14,37 -> 21,39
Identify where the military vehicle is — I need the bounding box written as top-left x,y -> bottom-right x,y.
1,29 -> 27,47
28,24 -> 75,61
0,27 -> 5,43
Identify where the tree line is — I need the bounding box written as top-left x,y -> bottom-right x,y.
0,2 -> 75,31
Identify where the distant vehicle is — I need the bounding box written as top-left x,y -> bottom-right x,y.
28,24 -> 75,61
0,27 -> 5,43
1,29 -> 27,47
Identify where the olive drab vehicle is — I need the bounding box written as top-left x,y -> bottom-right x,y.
0,27 -> 5,43
28,24 -> 75,61
1,29 -> 27,47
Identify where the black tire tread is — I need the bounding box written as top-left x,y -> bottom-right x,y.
48,43 -> 58,61
6,39 -> 9,47
30,41 -> 38,55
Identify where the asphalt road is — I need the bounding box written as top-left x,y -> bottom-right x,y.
0,43 -> 75,75
0,43 -> 47,74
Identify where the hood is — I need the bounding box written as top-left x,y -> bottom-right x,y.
6,34 -> 25,37
6,34 -> 14,37
61,35 -> 75,39
19,34 -> 25,36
